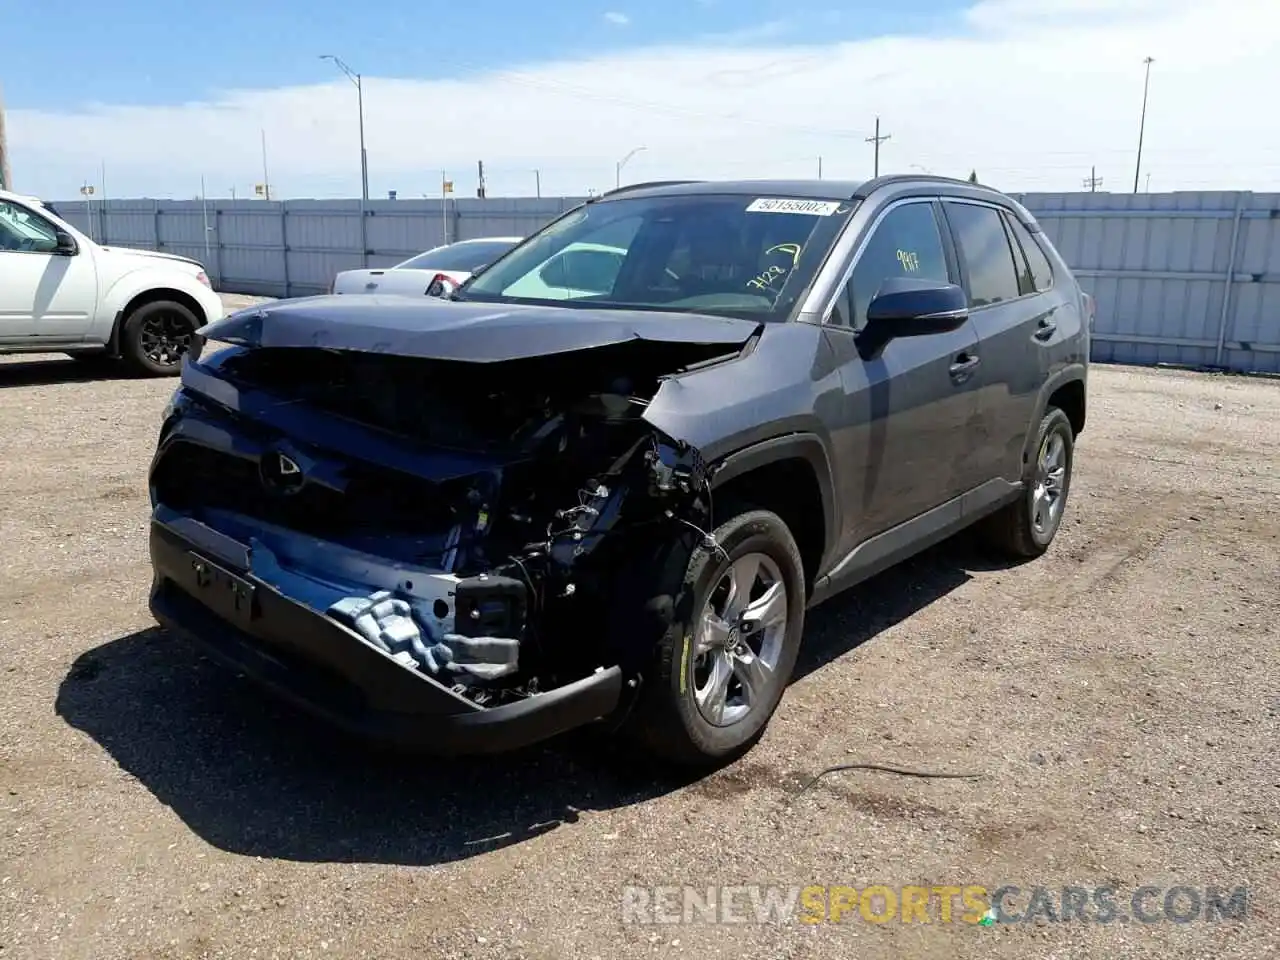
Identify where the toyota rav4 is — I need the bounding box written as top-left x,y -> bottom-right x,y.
147,175 -> 1091,766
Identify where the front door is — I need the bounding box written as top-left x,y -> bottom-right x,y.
825,198 -> 983,548
0,199 -> 97,341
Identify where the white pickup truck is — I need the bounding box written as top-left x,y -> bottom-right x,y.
0,189 -> 224,376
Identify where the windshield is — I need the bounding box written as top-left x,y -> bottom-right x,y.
396,239 -> 519,272
458,193 -> 857,321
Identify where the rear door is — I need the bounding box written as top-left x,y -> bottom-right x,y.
939,200 -> 1049,483
824,198 -> 983,543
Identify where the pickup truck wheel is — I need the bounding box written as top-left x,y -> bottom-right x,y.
120,300 -> 200,377
631,509 -> 806,768
985,406 -> 1074,558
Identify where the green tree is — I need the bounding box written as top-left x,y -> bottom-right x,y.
967,170 -> 979,183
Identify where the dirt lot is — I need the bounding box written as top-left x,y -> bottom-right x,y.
1,295 -> 1277,959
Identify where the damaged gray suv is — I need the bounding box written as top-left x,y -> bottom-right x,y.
148,176 -> 1091,766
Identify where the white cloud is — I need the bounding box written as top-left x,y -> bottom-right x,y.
8,0 -> 1280,200
604,11 -> 631,26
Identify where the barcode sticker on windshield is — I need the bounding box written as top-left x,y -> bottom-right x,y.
745,198 -> 842,216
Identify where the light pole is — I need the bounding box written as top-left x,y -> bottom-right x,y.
1133,56 -> 1154,195
615,146 -> 646,189
0,82 -> 11,191
320,54 -> 369,202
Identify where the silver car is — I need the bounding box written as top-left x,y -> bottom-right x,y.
330,237 -> 521,297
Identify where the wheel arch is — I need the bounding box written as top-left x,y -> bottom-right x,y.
108,287 -> 209,356
708,433 -> 838,596
1022,365 -> 1087,466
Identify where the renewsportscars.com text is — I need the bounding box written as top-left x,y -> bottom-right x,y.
621,884 -> 1251,926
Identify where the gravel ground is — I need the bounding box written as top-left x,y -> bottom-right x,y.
1,294 -> 1277,959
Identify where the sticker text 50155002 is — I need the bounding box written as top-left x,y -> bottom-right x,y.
746,198 -> 843,216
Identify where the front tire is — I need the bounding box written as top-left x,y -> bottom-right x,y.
120,300 -> 201,377
630,509 -> 806,768
984,406 -> 1075,558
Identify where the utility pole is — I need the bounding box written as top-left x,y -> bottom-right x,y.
817,156 -> 823,180
99,161 -> 109,243
534,169 -> 541,198
440,171 -> 450,244
200,176 -> 213,274
476,160 -> 486,198
1133,56 -> 1154,194
260,129 -> 272,201
1082,166 -> 1103,192
0,83 -> 11,191
1145,172 -> 1152,192
866,116 -> 891,178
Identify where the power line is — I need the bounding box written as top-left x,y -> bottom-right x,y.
1082,166 -> 1103,191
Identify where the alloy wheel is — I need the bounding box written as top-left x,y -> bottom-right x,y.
138,311 -> 193,368
692,552 -> 790,728
1031,429 -> 1068,537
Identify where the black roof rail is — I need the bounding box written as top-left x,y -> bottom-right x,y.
851,173 -> 999,199
592,180 -> 705,201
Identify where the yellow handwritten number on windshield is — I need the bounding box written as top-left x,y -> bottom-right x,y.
767,243 -> 804,266
896,249 -> 920,272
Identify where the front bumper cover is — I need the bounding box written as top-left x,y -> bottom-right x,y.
147,517 -> 624,754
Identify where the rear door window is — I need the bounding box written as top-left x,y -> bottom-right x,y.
1003,213 -> 1054,294
944,202 -> 1022,308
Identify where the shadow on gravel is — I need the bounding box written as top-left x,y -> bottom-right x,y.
0,356 -> 131,387
792,528 -> 1019,682
56,531 -> 1014,867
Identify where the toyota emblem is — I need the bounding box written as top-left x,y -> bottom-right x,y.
260,451 -> 306,495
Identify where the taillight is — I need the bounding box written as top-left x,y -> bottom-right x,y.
196,270 -> 211,288
1082,291 -> 1096,330
426,273 -> 456,297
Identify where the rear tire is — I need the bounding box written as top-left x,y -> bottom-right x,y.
629,509 -> 806,768
120,300 -> 201,377
984,406 -> 1074,558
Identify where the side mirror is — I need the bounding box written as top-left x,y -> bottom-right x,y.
53,230 -> 78,256
859,275 -> 967,346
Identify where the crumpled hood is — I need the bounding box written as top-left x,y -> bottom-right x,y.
102,246 -> 204,270
198,295 -> 761,363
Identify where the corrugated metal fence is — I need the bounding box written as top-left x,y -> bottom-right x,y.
52,196 -> 589,298
49,190 -> 1280,373
1014,191 -> 1280,374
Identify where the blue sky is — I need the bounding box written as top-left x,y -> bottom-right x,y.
7,0 -> 956,110
6,0 -> 1280,198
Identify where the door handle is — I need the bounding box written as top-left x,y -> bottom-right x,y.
1033,317 -> 1057,341
949,353 -> 981,382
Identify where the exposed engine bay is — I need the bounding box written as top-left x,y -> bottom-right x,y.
153,333 -> 748,710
